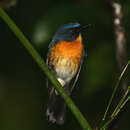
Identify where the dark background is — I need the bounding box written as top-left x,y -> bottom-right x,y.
0,0 -> 130,130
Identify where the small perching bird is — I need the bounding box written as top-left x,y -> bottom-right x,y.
46,23 -> 90,125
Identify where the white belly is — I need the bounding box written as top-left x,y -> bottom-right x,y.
54,58 -> 78,83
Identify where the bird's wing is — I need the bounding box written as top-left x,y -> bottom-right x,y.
46,40 -> 57,96
69,48 -> 86,93
46,55 -> 56,96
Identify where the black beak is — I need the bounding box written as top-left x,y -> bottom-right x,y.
80,24 -> 91,31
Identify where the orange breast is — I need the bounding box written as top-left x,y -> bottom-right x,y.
49,34 -> 83,66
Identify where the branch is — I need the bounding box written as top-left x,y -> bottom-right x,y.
112,0 -> 128,92
0,8 -> 92,130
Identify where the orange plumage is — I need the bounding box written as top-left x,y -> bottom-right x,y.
49,34 -> 83,66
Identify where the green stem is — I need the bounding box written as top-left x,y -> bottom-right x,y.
102,60 -> 130,121
111,86 -> 130,118
100,96 -> 130,130
0,8 -> 92,130
99,118 -> 112,130
100,87 -> 130,130
114,96 -> 130,117
119,96 -> 130,111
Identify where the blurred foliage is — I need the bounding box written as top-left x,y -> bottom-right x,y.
0,0 -> 130,130
0,0 -> 16,8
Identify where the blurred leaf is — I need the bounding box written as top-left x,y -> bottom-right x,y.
0,0 -> 16,8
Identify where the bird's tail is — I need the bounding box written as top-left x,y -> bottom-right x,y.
46,89 -> 66,125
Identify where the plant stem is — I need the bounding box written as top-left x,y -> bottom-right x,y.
99,118 -> 113,130
100,86 -> 130,130
111,86 -> 130,118
114,96 -> 130,117
112,86 -> 130,117
102,60 -> 130,121
118,96 -> 130,111
0,8 -> 92,130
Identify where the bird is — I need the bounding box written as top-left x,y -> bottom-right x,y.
46,22 -> 90,125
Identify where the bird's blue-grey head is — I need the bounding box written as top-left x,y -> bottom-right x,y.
52,23 -> 90,42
